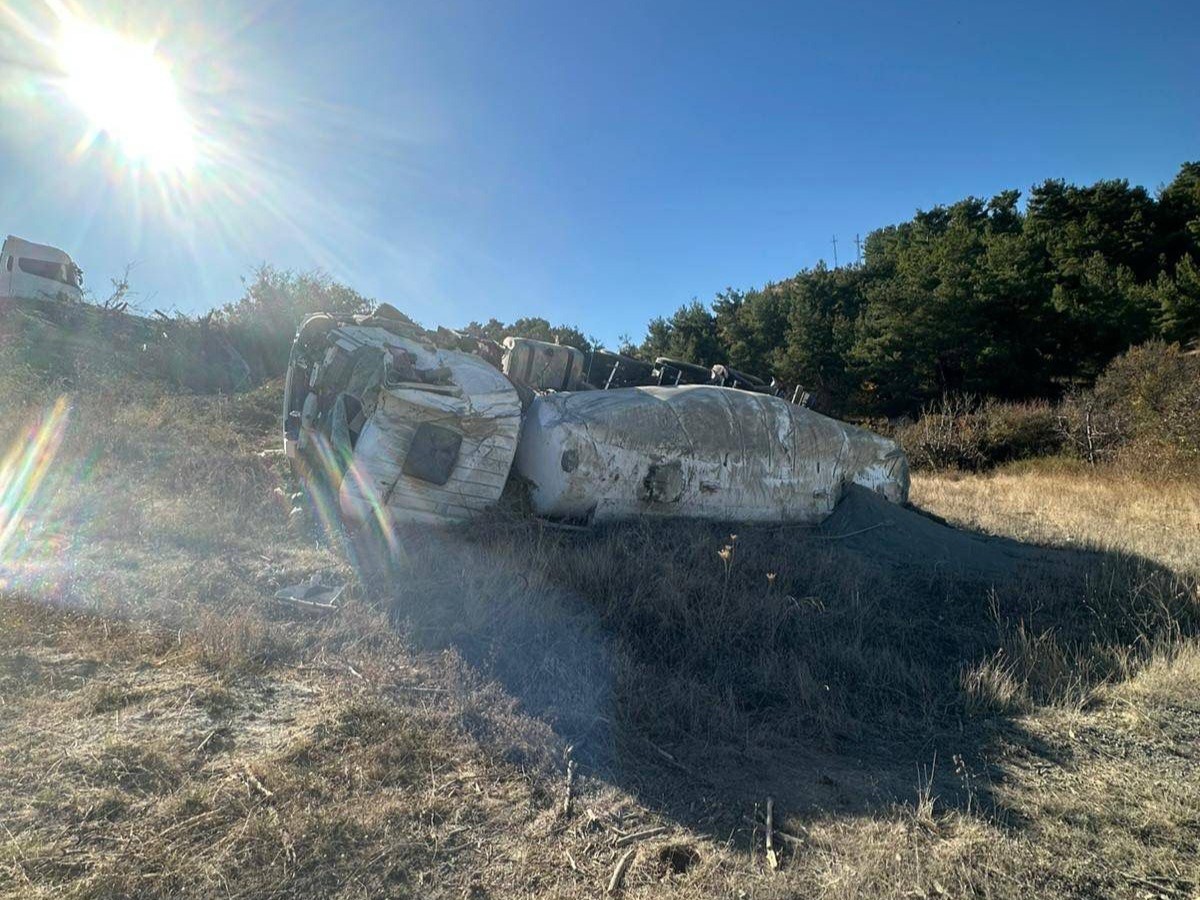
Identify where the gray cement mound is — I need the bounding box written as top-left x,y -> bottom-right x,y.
820,485 -> 1093,581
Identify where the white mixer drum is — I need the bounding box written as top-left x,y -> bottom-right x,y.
514,385 -> 908,524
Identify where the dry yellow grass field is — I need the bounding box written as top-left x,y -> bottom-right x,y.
913,463 -> 1200,575
1,380 -> 1199,899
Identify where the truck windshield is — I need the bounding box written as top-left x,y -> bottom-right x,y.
17,257 -> 73,286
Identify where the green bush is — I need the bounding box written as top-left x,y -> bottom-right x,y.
218,266 -> 376,378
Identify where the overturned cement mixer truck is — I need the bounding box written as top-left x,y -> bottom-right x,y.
282,306 -> 909,531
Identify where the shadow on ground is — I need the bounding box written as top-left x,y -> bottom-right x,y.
347,486 -> 1195,846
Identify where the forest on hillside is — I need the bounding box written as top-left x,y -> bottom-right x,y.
633,162 -> 1200,416
220,163 -> 1200,419
463,162 -> 1199,417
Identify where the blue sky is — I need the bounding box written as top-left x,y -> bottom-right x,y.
0,0 -> 1196,346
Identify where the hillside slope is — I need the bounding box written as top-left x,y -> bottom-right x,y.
0,374 -> 1198,898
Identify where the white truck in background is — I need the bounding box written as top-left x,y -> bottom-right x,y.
0,235 -> 84,303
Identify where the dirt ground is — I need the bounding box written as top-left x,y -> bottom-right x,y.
6,597 -> 1198,900
1,383 -> 1199,898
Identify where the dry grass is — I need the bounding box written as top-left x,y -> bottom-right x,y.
912,460 -> 1200,574
1,377 -> 1200,898
378,499 -> 1196,753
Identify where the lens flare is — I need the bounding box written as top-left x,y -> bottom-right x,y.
300,430 -> 403,562
0,1 -> 435,319
0,397 -> 70,564
55,12 -> 196,173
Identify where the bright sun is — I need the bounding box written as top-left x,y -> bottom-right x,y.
56,16 -> 196,173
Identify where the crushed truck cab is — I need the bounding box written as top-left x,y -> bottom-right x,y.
284,311 -> 522,527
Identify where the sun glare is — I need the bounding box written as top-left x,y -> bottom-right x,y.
56,16 -> 196,173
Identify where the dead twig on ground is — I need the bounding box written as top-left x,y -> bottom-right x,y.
819,522 -> 890,540
563,757 -> 577,817
271,594 -> 340,615
614,826 -> 668,847
243,770 -> 273,800
195,729 -> 219,753
535,518 -> 590,532
743,814 -> 806,848
765,797 -> 779,870
644,737 -> 707,781
607,848 -> 636,893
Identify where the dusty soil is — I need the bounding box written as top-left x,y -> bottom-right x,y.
5,591 -> 1200,899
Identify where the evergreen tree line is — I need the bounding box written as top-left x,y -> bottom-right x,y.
216,162 -> 1200,419
637,162 -> 1200,417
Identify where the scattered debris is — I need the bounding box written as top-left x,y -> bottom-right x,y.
606,848 -> 636,893
614,826 -> 669,847
272,577 -> 345,614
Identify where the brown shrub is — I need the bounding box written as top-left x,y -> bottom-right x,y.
1053,344 -> 1200,473
896,396 -> 1062,471
900,342 -> 1200,474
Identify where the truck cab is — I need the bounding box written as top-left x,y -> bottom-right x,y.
0,235 -> 84,303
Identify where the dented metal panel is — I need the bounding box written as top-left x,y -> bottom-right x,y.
339,378 -> 521,527
288,318 -> 522,528
514,385 -> 908,524
501,337 -> 585,391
